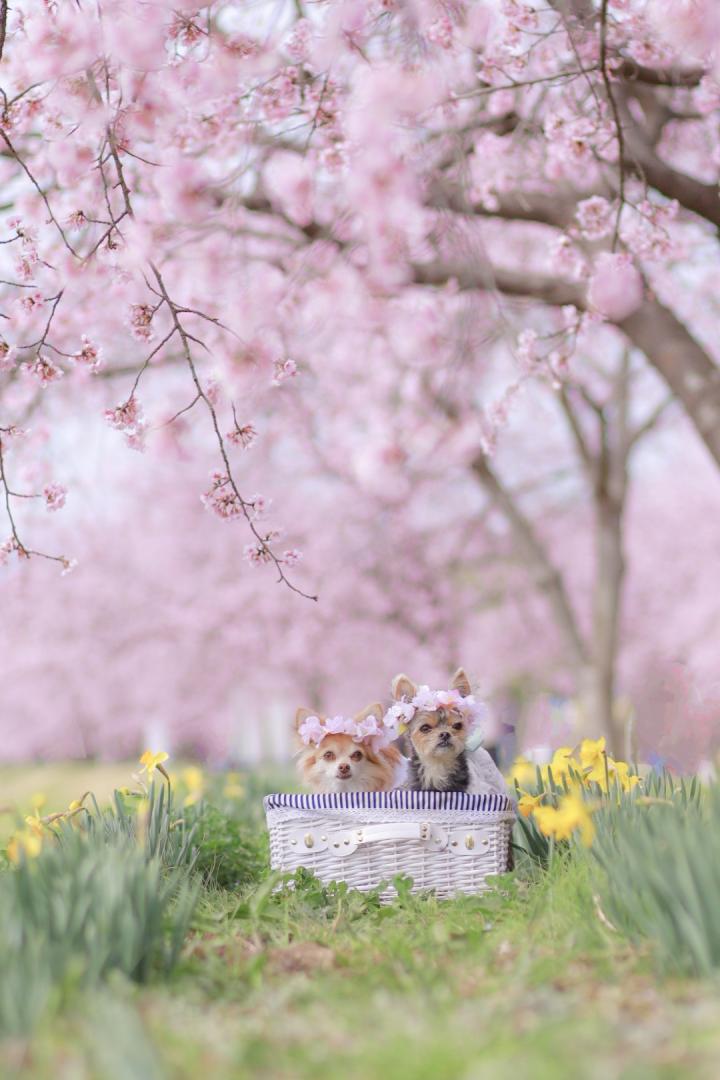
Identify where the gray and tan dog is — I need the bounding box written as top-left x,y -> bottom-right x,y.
390,668 -> 507,796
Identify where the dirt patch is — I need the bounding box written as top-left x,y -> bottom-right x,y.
266,942 -> 336,975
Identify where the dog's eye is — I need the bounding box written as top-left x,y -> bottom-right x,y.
350,750 -> 363,762
420,724 -> 432,733
452,722 -> 463,731
323,750 -> 336,761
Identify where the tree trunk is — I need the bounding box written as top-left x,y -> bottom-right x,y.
587,493 -> 627,757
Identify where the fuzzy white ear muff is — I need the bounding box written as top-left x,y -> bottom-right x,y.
451,668 -> 472,698
392,673 -> 417,701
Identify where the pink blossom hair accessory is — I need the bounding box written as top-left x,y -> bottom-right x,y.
298,713 -> 396,753
383,685 -> 487,737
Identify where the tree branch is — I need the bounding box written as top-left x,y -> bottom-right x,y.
621,110 -> 720,229
470,452 -> 590,667
558,387 -> 594,474
413,258 -> 720,468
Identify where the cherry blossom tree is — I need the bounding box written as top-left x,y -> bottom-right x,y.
1,0 -> 720,579
1,1 -> 720,762
1,327 -> 718,763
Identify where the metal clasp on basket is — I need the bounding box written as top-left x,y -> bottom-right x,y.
448,827 -> 492,856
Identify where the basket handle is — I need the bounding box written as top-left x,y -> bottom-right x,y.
325,821 -> 448,856
354,822 -> 443,846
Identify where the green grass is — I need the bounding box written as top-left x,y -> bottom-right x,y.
3,764 -> 720,1079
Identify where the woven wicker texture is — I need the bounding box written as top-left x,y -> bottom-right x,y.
265,794 -> 514,901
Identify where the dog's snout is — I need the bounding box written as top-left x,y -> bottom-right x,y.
437,731 -> 451,744
337,763 -> 352,777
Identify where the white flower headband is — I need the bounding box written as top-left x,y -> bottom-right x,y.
383,686 -> 486,735
298,712 -> 399,753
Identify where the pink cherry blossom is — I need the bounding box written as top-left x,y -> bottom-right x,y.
104,396 -> 143,432
74,335 -> 103,373
575,196 -> 614,240
43,483 -> 67,512
23,354 -> 64,387
202,473 -> 244,520
227,423 -> 258,449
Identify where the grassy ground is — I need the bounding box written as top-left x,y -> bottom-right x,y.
4,764 -> 720,1079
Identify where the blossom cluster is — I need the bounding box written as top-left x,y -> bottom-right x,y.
384,687 -> 485,734
201,472 -> 244,520
104,396 -> 146,451
298,711 -> 400,753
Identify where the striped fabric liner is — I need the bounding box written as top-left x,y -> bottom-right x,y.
264,790 -> 512,812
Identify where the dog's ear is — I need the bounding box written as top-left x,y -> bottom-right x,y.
294,707 -> 316,731
354,702 -> 384,723
392,674 -> 416,701
451,668 -> 472,697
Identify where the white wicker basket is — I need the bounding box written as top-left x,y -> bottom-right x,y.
264,790 -> 515,901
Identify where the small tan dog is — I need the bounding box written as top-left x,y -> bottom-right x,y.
385,668 -> 506,795
294,703 -> 407,792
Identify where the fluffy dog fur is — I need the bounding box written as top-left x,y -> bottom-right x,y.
392,668 -> 506,796
294,704 -> 405,793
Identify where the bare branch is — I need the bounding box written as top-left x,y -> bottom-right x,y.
627,393 -> 675,448
150,264 -> 317,602
471,452 -> 589,667
558,388 -> 594,474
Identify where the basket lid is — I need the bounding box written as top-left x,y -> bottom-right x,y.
264,790 -> 512,812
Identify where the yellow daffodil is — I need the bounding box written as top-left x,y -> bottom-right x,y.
579,737 -> 606,770
181,766 -> 203,791
7,828 -> 43,863
30,792 -> 46,812
223,772 -> 245,799
578,738 -> 610,791
517,792 -> 545,818
139,749 -> 170,780
181,766 -> 204,806
549,747 -> 575,778
507,756 -> 536,788
24,812 -> 45,836
68,791 -> 90,812
223,783 -> 245,799
608,760 -> 641,792
533,793 -> 595,846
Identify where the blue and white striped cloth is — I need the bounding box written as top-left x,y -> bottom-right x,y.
264,790 -> 512,812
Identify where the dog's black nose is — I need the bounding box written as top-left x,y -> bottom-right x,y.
437,731 -> 451,744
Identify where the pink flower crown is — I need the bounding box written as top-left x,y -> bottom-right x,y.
298,712 -> 399,753
383,686 -> 486,734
